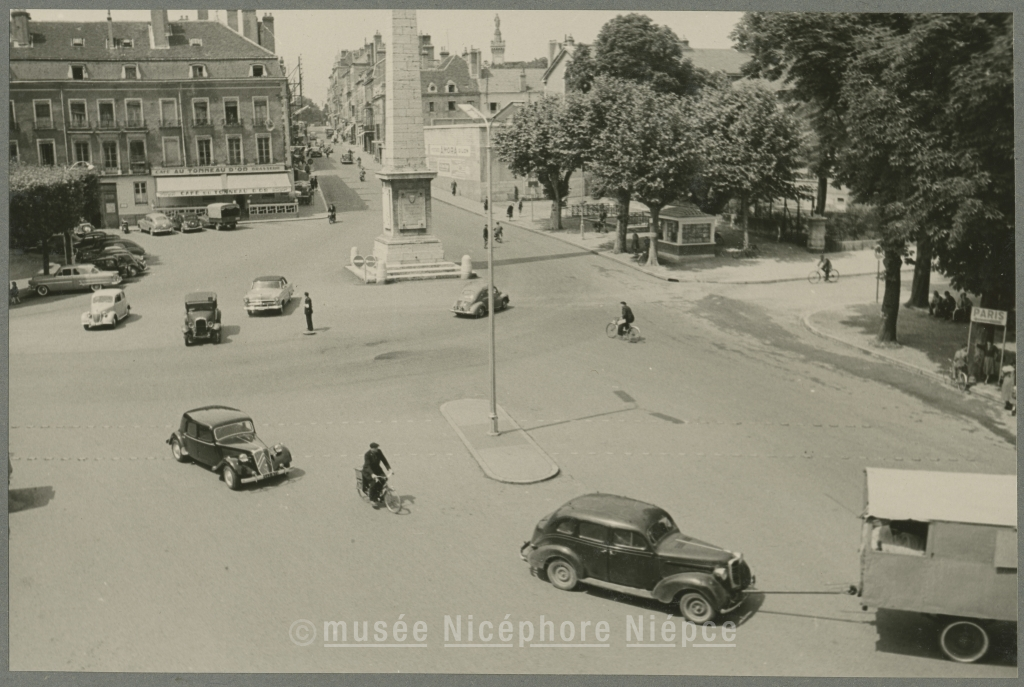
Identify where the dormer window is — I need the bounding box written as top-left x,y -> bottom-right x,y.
190,64 -> 207,78
117,38 -> 134,48
189,38 -> 203,47
250,64 -> 265,77
122,64 -> 139,80
71,37 -> 85,47
446,82 -> 457,93
70,64 -> 87,80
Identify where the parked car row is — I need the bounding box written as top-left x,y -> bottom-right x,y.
141,203 -> 241,234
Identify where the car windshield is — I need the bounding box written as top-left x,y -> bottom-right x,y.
214,420 -> 255,441
460,286 -> 480,299
253,280 -> 282,290
647,515 -> 679,546
186,301 -> 215,312
93,296 -> 114,304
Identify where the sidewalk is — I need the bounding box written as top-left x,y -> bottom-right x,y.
434,193 -> 881,285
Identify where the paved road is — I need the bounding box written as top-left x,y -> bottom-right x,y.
8,169 -> 1016,675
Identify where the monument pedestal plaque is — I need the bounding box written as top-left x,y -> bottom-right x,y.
373,170 -> 447,267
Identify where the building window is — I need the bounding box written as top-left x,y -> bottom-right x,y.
98,101 -> 115,128
69,101 -> 88,127
227,136 -> 242,165
189,38 -> 203,47
37,140 -> 56,166
133,181 -> 148,204
250,64 -> 265,77
10,141 -> 19,162
117,38 -> 134,48
252,97 -> 269,126
224,99 -> 240,125
123,64 -> 139,79
489,102 -> 498,113
125,100 -> 143,127
71,64 -> 86,80
73,140 -> 91,163
196,138 -> 213,166
192,99 -> 209,126
102,140 -> 119,170
447,83 -> 456,93
33,100 -> 52,124
428,101 -> 435,112
128,140 -> 146,172
190,64 -> 207,78
72,37 -> 85,47
448,101 -> 456,111
256,135 -> 271,164
159,99 -> 178,126
162,137 -> 181,166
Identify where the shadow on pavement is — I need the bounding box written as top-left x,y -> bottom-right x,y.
471,251 -> 592,270
9,485 -> 56,513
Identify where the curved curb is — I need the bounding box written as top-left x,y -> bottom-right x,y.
801,306 -> 1004,405
433,197 -> 878,285
439,399 -> 560,485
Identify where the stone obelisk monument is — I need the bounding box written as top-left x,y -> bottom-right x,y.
371,9 -> 460,279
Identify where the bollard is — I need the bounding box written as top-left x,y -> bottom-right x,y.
375,259 -> 387,285
350,246 -> 358,266
461,254 -> 473,279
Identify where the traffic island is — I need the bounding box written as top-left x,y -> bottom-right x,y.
440,399 -> 560,484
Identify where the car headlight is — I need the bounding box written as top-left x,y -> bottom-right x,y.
713,567 -> 728,581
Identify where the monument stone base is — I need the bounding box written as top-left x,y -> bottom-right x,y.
373,233 -> 447,266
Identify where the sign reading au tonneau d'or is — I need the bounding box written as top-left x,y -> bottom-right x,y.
152,163 -> 287,176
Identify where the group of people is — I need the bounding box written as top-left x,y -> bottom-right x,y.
930,290 -> 972,322
953,340 -> 1010,388
483,223 -> 503,248
481,198 -> 525,218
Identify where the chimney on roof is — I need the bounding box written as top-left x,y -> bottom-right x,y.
258,13 -> 275,53
107,10 -> 114,50
151,9 -> 170,49
197,10 -> 209,21
420,34 -> 434,69
468,48 -> 480,79
226,9 -> 239,32
10,9 -> 30,47
548,39 -> 558,64
439,46 -> 449,60
241,9 -> 258,42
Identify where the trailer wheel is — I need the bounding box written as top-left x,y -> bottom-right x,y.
939,619 -> 990,663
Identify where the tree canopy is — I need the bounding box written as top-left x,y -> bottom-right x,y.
565,13 -> 708,95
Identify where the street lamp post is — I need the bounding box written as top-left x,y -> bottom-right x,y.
459,104 -> 499,436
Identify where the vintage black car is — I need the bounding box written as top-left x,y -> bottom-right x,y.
87,252 -> 147,278
182,291 -> 222,346
167,406 -> 293,490
451,284 -> 510,318
520,494 -> 754,623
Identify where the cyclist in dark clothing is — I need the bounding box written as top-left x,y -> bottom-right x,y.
362,442 -> 392,506
618,301 -> 634,337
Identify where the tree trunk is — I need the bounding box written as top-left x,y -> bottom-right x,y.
645,205 -> 661,267
614,193 -> 630,254
907,233 -> 932,308
741,195 -> 750,251
815,172 -> 828,215
547,179 -> 562,231
877,249 -> 902,344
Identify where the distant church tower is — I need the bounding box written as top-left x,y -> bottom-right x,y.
490,13 -> 505,65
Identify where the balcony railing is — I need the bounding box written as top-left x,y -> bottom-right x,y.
253,117 -> 271,128
192,117 -> 212,127
98,118 -> 118,130
34,117 -> 55,130
129,160 -> 150,174
158,119 -> 181,128
125,118 -> 146,130
68,118 -> 90,130
221,117 -> 244,127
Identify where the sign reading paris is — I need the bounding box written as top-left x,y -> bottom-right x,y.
971,307 -> 1007,326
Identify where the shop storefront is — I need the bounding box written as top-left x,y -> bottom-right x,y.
151,163 -> 296,219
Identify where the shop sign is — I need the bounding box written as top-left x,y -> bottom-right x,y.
152,163 -> 286,177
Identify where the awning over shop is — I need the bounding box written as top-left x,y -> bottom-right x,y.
155,173 -> 292,198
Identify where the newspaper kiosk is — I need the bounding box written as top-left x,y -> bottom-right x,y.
859,468 -> 1016,663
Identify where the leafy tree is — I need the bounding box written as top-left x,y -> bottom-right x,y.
494,95 -> 585,230
581,78 -> 703,262
694,81 -> 802,251
565,13 -> 708,95
291,96 -> 325,125
9,164 -> 99,274
837,14 -> 1013,342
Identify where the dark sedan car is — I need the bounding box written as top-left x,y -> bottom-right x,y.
521,494 -> 754,623
89,252 -> 147,278
167,406 -> 293,490
451,284 -> 509,318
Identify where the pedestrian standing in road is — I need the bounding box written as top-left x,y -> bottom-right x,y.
451,181 -> 458,196
304,163 -> 311,177
303,292 -> 314,332
506,204 -> 514,221
517,198 -> 523,216
483,225 -> 489,248
494,223 -> 503,243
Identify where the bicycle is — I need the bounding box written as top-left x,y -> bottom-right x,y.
606,320 -> 640,343
947,362 -> 970,393
355,468 -> 401,513
808,268 -> 840,284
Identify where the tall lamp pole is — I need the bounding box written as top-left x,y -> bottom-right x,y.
460,104 -> 499,436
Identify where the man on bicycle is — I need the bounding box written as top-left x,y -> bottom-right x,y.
953,345 -> 970,383
617,301 -> 634,337
817,252 -> 833,282
362,442 -> 392,507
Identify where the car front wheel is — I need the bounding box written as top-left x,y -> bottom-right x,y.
91,284 -> 104,292
475,306 -> 487,319
547,559 -> 578,591
35,285 -> 49,297
170,438 -> 188,463
678,591 -> 715,623
223,465 -> 241,490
